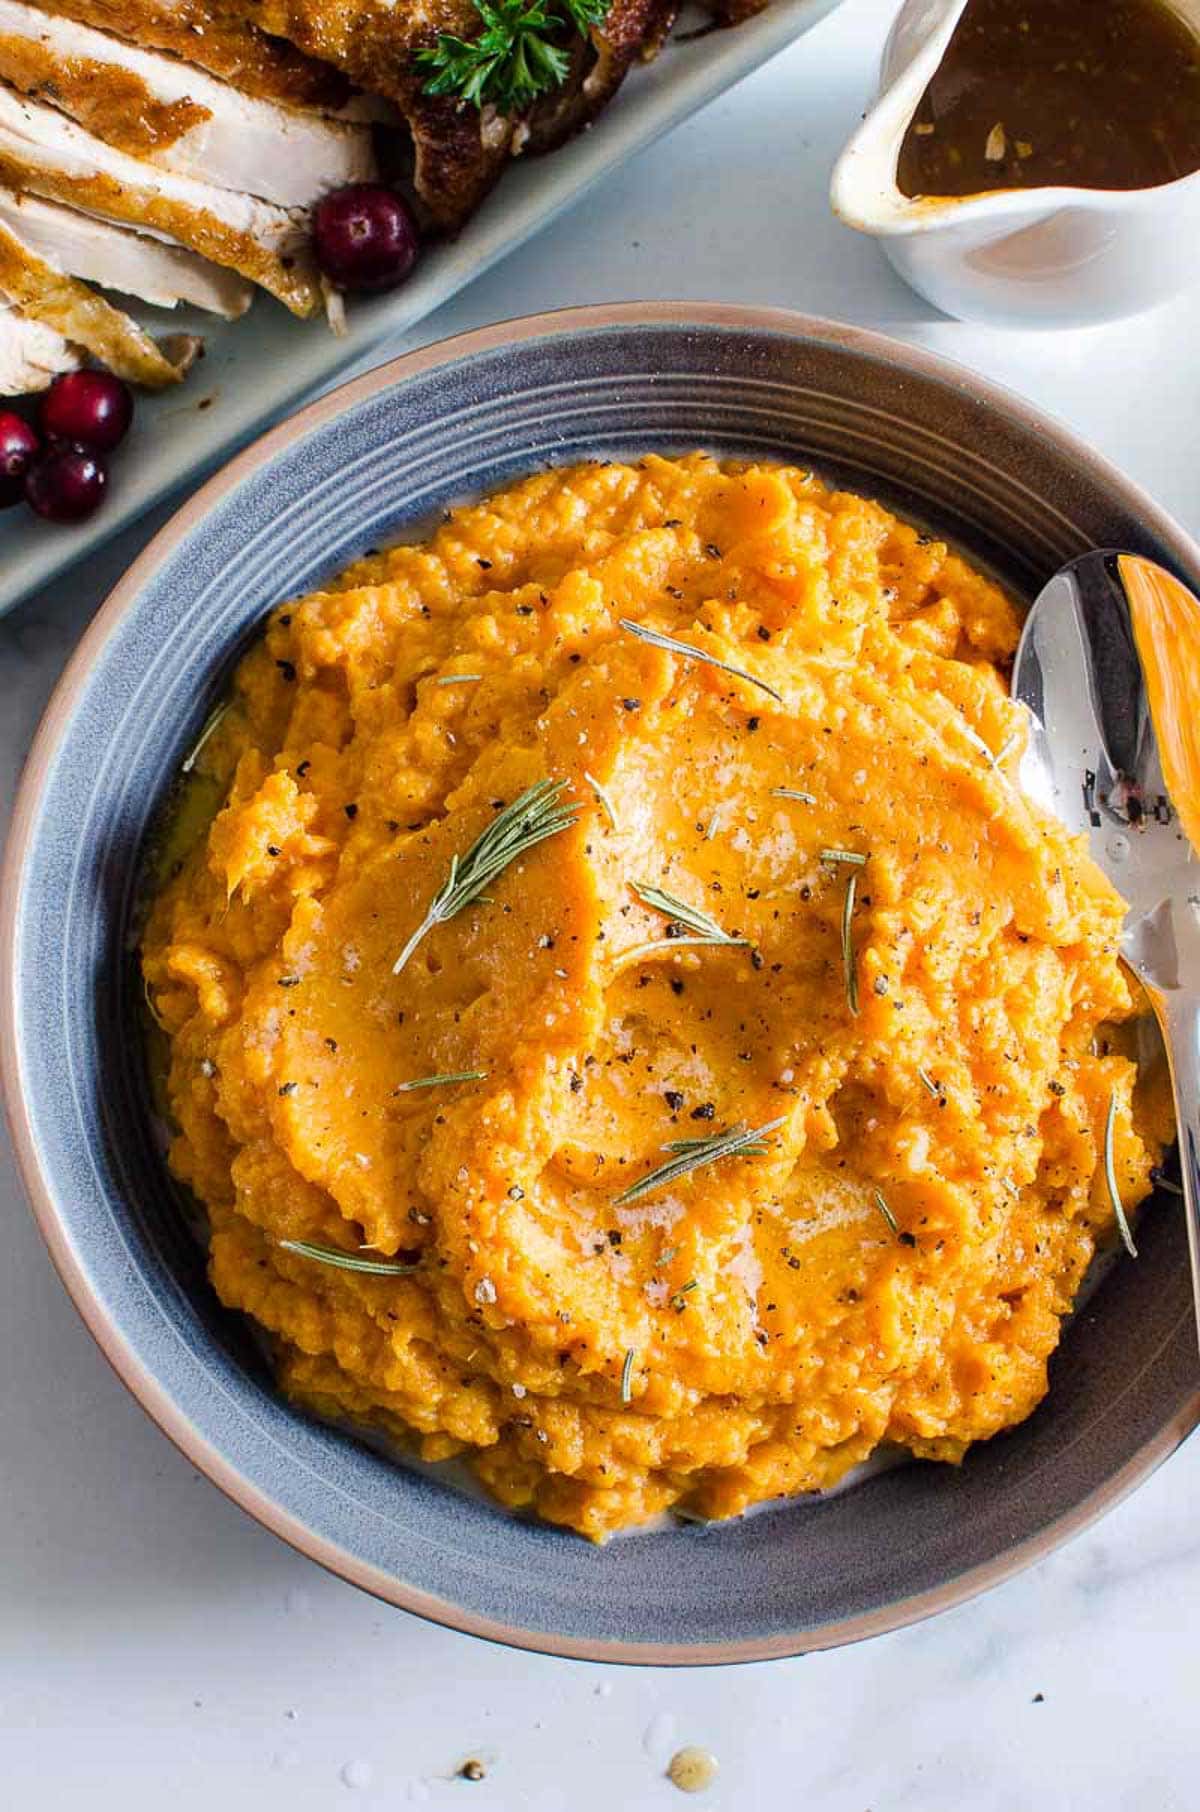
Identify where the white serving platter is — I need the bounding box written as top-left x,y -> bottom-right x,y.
0,0 -> 841,616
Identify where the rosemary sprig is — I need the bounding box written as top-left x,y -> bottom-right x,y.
661,1129 -> 769,1157
393,778 -> 579,974
142,973 -> 167,1031
1104,1089 -> 1138,1258
872,1188 -> 899,1235
279,1239 -> 421,1276
771,787 -> 816,805
958,721 -> 999,766
395,1070 -> 488,1092
416,0 -> 607,114
631,882 -> 749,947
621,1347 -> 635,1403
584,769 -> 619,831
617,618 -> 783,703
616,1117 -> 784,1205
960,720 -> 1020,773
181,698 -> 232,773
841,869 -> 860,1016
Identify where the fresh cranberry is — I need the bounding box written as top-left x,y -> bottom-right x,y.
38,370 -> 133,453
0,410 -> 40,508
312,184 -> 420,294
25,444 -> 108,523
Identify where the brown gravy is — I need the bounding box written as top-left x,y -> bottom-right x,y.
898,0 -> 1200,197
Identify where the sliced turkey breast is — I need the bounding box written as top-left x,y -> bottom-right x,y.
213,0 -> 514,230
0,0 -> 376,207
21,0 -> 352,112
0,208 -> 194,384
213,0 -> 682,231
0,188 -> 252,316
0,291 -> 74,388
0,85 -> 320,314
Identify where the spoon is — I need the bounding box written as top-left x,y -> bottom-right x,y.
1013,550 -> 1200,1295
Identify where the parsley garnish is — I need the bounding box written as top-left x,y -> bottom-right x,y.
417,0 -> 609,114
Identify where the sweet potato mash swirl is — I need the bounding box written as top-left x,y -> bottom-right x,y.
142,454 -> 1161,1539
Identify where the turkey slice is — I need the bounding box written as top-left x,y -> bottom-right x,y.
0,206 -> 195,384
0,188 -> 253,316
0,291 -> 75,389
0,0 -> 377,207
0,84 -> 320,315
20,0 -> 352,112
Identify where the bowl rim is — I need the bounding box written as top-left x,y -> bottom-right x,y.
4,299 -> 1200,1666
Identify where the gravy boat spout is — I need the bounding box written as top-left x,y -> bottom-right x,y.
831,0 -> 1200,327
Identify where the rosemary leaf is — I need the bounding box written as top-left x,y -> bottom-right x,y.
670,1280 -> 699,1312
395,1070 -> 488,1092
960,720 -> 1019,772
872,1188 -> 899,1236
142,973 -> 167,1031
393,778 -> 579,974
616,1117 -> 784,1206
584,769 -> 619,831
993,730 -> 1021,768
663,1134 -> 770,1157
434,674 -> 483,685
1104,1090 -> 1138,1258
279,1239 -> 421,1276
821,847 -> 868,867
631,881 -> 749,947
618,618 -> 782,703
917,1067 -> 941,1098
655,1245 -> 680,1267
621,1347 -> 635,1404
958,721 -> 998,766
841,870 -> 860,1016
771,787 -> 817,805
181,699 -> 232,773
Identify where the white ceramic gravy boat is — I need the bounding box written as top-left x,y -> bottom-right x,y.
831,0 -> 1200,327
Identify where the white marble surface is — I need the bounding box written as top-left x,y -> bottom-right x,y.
4,1 -> 1200,1803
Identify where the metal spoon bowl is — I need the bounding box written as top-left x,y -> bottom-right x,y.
1013,551 -> 1200,1306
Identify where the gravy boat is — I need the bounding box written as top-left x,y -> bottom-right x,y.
831,0 -> 1200,327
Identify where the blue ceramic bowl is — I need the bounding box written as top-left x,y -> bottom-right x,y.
4,304 -> 1199,1663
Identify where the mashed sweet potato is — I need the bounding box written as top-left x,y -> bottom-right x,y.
142,453 -> 1162,1540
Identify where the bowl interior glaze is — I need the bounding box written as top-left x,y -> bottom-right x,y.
5,305 -> 1199,1664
